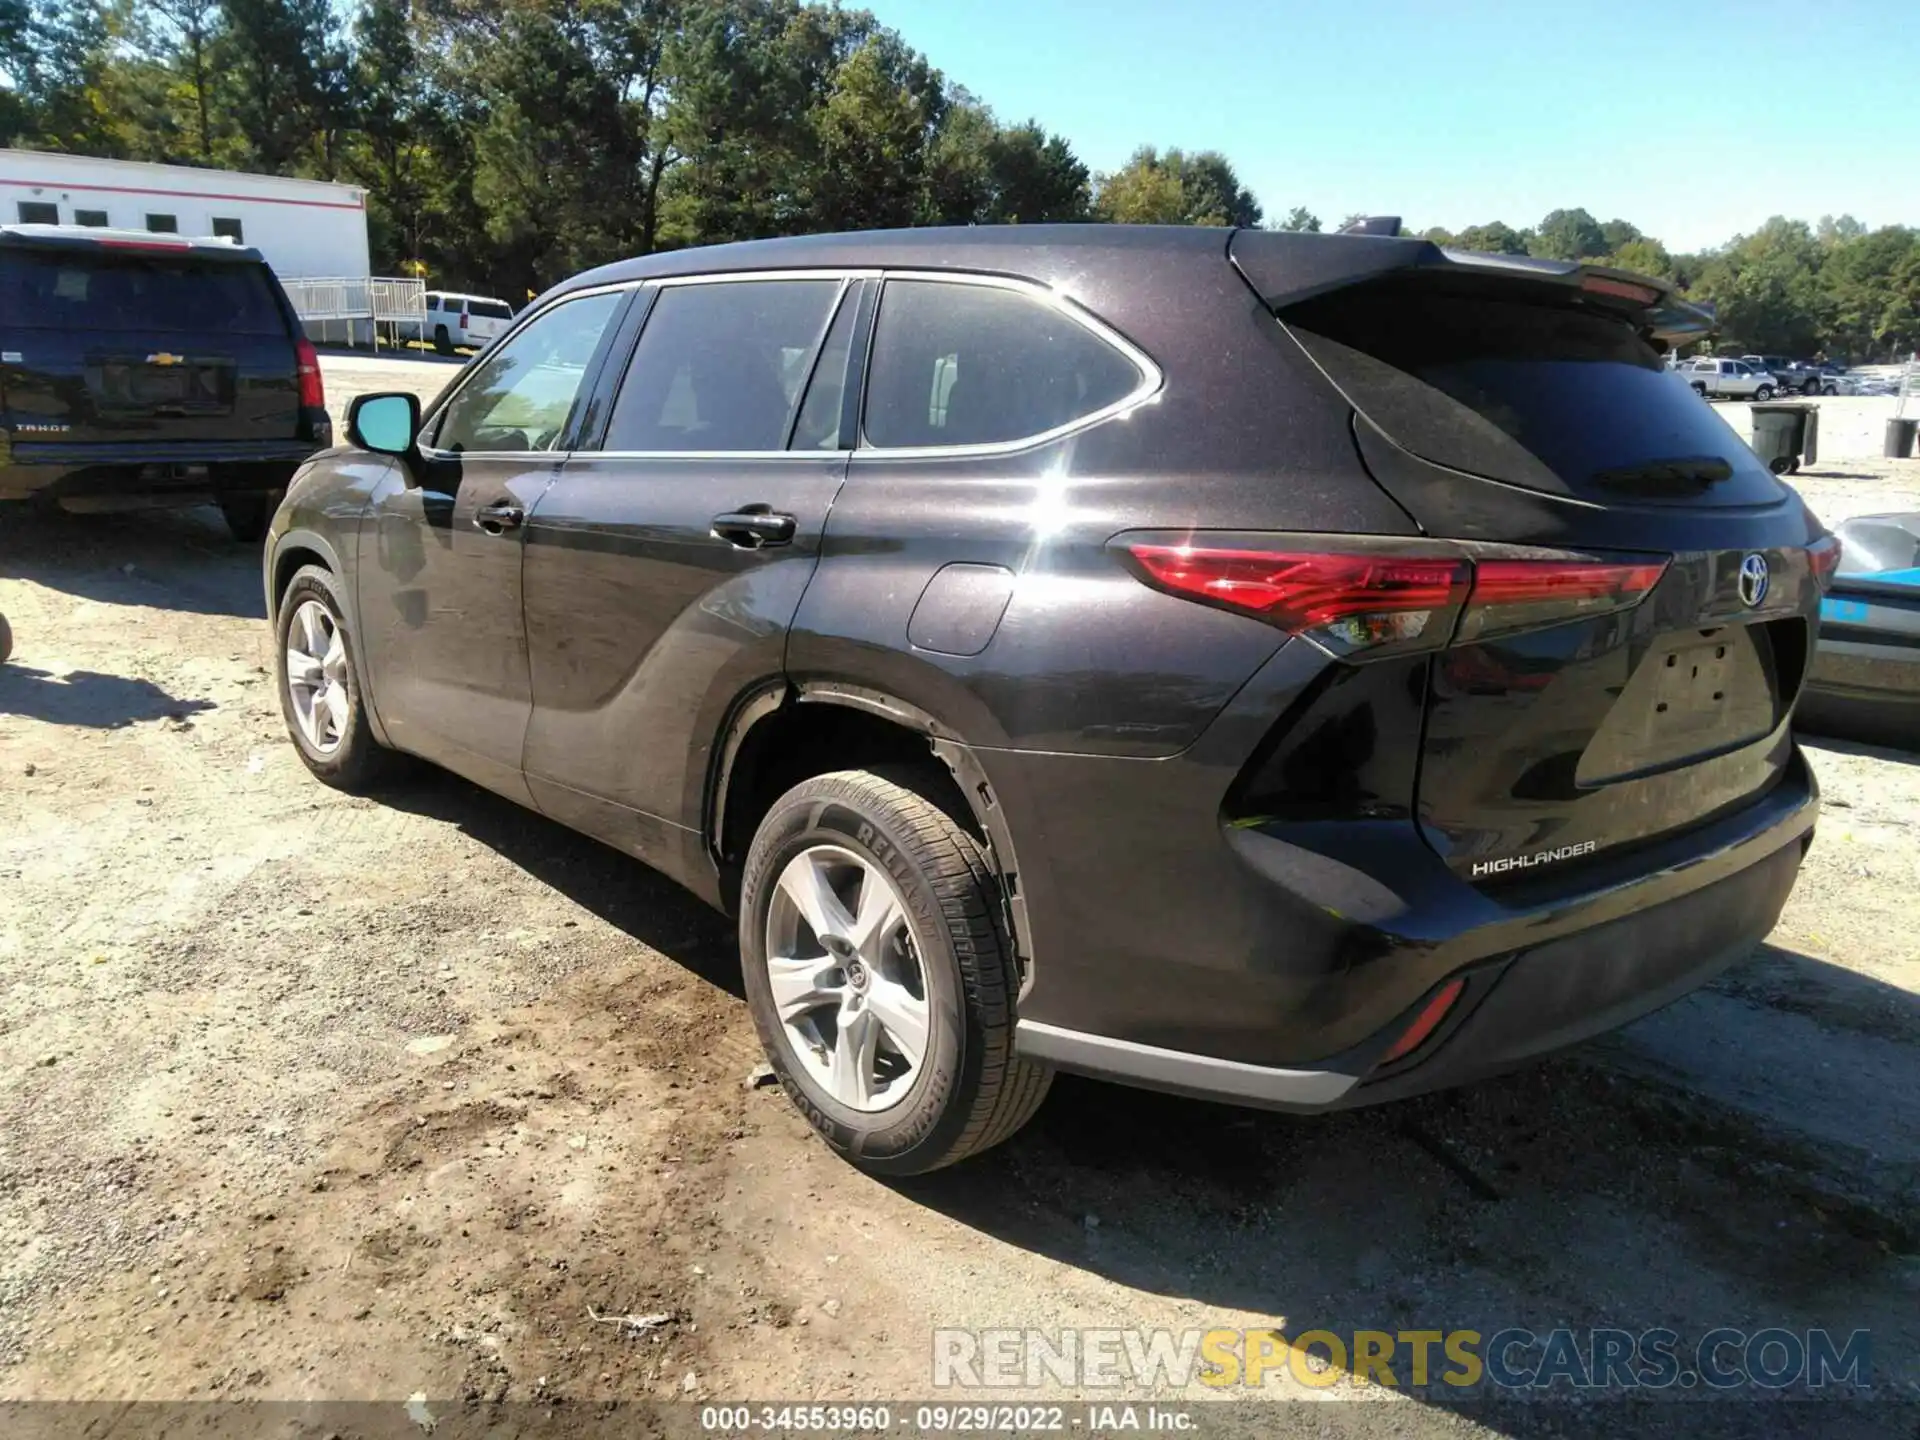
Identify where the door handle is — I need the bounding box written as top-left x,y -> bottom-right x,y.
474,500 -> 525,535
711,507 -> 797,549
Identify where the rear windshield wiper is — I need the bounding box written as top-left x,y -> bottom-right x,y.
1589,457 -> 1734,495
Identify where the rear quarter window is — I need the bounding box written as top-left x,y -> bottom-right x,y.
470,300 -> 514,319
862,279 -> 1147,449
0,250 -> 287,335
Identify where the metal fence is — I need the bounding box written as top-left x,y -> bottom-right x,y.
281,275 -> 427,349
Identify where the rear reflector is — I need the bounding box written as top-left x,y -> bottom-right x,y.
1458,558 -> 1668,642
1379,977 -> 1465,1064
1806,535 -> 1841,590
294,336 -> 325,410
1121,537 -> 1667,657
1124,544 -> 1469,657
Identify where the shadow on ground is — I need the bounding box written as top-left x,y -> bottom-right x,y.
0,504 -> 264,619
0,664 -> 216,728
378,766 -> 743,1000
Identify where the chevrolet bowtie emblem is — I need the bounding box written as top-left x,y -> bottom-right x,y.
146,352 -> 184,366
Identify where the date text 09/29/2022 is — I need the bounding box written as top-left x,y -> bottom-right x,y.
699,1405 -> 1193,1433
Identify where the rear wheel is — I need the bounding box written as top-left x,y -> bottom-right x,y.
433,324 -> 454,356
275,564 -> 401,791
218,490 -> 281,543
0,612 -> 12,665
739,768 -> 1051,1175
1690,382 -> 1708,397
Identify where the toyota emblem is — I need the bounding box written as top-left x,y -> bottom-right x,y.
1738,553 -> 1770,608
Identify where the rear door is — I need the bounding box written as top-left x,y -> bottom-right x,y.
0,237 -> 299,448
1249,250 -> 1823,882
518,272 -> 864,861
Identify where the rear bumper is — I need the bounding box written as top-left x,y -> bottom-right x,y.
1017,820 -> 1808,1110
0,437 -> 322,500
988,634 -> 1819,1111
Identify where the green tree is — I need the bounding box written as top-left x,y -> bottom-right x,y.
813,34 -> 942,231
1529,207 -> 1607,261
1278,206 -> 1321,232
1599,217 -> 1641,253
983,120 -> 1089,222
1095,146 -> 1259,227
217,0 -> 347,174
1607,237 -> 1675,280
1454,220 -> 1529,255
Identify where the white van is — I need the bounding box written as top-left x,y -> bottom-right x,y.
400,291 -> 515,353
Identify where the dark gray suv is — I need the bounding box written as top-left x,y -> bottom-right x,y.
264,225 -> 1832,1173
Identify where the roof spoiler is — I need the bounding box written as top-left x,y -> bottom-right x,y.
1228,229 -> 1714,343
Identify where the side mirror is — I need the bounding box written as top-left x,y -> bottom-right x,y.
347,392 -> 421,456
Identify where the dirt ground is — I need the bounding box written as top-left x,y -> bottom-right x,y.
1,357 -> 1917,1436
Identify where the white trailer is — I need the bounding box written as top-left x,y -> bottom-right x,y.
0,150 -> 422,344
0,148 -> 369,278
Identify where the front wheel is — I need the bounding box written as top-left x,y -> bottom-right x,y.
275,564 -> 401,791
1823,383 -> 1839,396
1801,379 -> 1822,396
739,768 -> 1051,1175
1754,385 -> 1775,401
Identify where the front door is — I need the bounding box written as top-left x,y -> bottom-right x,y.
358,287 -> 631,803
519,274 -> 866,871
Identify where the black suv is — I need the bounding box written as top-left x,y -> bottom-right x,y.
0,224 -> 330,539
264,226 -> 1831,1173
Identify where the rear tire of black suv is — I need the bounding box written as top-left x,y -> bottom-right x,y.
219,491 -> 281,543
275,564 -> 402,792
738,768 -> 1052,1176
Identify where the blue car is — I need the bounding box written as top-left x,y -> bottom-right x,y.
1799,513 -> 1920,750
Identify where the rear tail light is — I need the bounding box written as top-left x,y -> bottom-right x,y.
1806,535 -> 1841,590
1123,544 -> 1467,656
294,336 -> 325,410
1379,977 -> 1465,1065
1458,558 -> 1668,643
1120,535 -> 1667,657
460,308 -> 470,328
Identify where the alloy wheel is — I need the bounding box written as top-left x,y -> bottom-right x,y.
284,598 -> 351,755
763,844 -> 932,1112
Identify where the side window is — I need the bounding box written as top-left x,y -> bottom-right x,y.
604,279 -> 841,452
790,286 -> 862,450
863,279 -> 1145,449
430,290 -> 624,454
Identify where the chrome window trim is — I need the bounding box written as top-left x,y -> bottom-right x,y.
420,266 -> 1161,464
415,279 -> 644,462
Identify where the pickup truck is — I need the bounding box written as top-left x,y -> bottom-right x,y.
1674,357 -> 1778,401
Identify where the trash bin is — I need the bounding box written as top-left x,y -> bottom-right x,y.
1751,402 -> 1816,475
1887,418 -> 1919,459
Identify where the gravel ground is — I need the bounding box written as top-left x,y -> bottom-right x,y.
0,356 -> 1916,1436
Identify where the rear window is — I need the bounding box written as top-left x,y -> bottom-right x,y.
470,300 -> 513,319
0,249 -> 287,335
1282,282 -> 1770,498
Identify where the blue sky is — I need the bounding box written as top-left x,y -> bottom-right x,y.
861,0 -> 1918,252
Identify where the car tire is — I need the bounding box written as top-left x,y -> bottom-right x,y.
0,611 -> 12,665
433,324 -> 454,357
1801,379 -> 1821,396
275,564 -> 402,792
738,767 -> 1052,1176
1768,456 -> 1795,476
218,491 -> 281,543
1690,382 -> 1708,397
1755,385 -> 1774,401
1823,383 -> 1839,396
